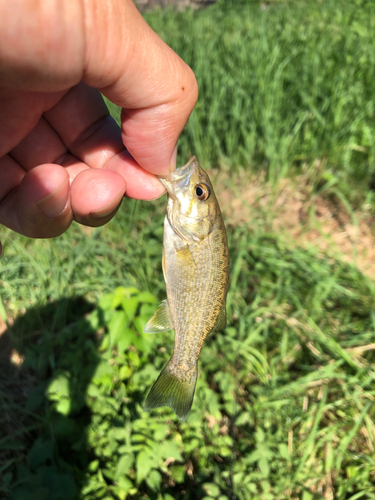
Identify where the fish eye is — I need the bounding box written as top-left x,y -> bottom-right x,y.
195,183 -> 210,201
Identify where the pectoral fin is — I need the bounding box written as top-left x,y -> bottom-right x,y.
212,303 -> 227,333
144,300 -> 173,334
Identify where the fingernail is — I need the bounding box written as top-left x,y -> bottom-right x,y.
36,178 -> 69,218
169,144 -> 178,173
90,190 -> 124,219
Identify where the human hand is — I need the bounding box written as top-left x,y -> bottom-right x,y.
0,0 -> 198,238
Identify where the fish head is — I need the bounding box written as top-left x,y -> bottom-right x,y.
159,156 -> 221,243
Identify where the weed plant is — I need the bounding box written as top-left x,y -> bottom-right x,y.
1,194 -> 375,498
145,0 -> 375,203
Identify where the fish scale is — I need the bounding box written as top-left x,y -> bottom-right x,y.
143,156 -> 229,422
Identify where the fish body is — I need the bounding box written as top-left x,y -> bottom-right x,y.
144,156 -> 229,422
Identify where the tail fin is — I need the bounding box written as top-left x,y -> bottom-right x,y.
144,360 -> 197,423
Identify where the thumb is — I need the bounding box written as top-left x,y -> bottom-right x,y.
82,0 -> 198,176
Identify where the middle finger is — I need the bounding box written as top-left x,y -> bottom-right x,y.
9,116 -> 68,171
43,81 -> 125,168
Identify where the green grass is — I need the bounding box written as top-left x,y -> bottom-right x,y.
144,0 -> 375,204
2,0 -> 375,498
2,197 -> 375,498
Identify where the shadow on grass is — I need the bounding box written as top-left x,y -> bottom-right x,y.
0,297 -> 101,500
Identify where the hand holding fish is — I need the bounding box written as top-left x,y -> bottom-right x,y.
0,0 -> 197,238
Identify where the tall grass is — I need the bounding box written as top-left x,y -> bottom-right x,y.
1,201 -> 375,498
143,0 -> 375,194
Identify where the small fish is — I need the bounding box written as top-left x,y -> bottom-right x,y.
144,156 -> 229,422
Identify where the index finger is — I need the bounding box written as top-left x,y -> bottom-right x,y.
43,82 -> 165,200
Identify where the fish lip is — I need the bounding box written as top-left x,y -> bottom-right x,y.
158,176 -> 176,199
158,176 -> 172,190
158,156 -> 198,195
171,156 -> 198,180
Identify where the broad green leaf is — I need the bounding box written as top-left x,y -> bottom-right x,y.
121,296 -> 140,321
109,428 -> 128,442
278,443 -> 289,460
88,460 -> 99,472
203,483 -> 221,497
170,465 -> 185,484
98,292 -> 116,311
92,361 -> 115,386
102,468 -> 115,481
108,310 -> 129,346
153,424 -> 169,441
113,287 -> 139,310
137,291 -> 157,303
86,383 -> 101,397
116,454 -> 134,478
119,365 -> 132,380
302,492 -> 313,500
136,449 -> 155,484
258,456 -> 270,478
159,441 -> 183,462
235,411 -> 251,426
117,475 -> 133,491
47,374 -> 70,400
145,469 -> 162,491
117,329 -> 136,352
134,316 -> 149,335
55,398 -> 71,416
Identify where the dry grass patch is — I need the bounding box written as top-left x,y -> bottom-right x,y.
212,166 -> 375,278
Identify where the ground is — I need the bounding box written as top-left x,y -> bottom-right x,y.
135,0 -> 217,11
213,168 -> 375,278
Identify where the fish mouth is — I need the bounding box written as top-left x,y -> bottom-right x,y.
171,155 -> 198,179
158,156 -> 198,195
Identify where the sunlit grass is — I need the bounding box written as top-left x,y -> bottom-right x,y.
146,0 -> 375,202
2,195 -> 375,498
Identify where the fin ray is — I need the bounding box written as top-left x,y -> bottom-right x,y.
144,300 -> 173,334
144,359 -> 197,422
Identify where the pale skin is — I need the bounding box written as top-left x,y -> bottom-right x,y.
0,0 -> 198,238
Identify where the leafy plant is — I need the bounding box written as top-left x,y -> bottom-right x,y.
3,237 -> 375,498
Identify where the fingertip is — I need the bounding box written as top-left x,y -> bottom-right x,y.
71,168 -> 126,226
106,150 -> 166,200
125,174 -> 166,201
18,165 -> 72,238
36,176 -> 69,218
20,164 -> 69,204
